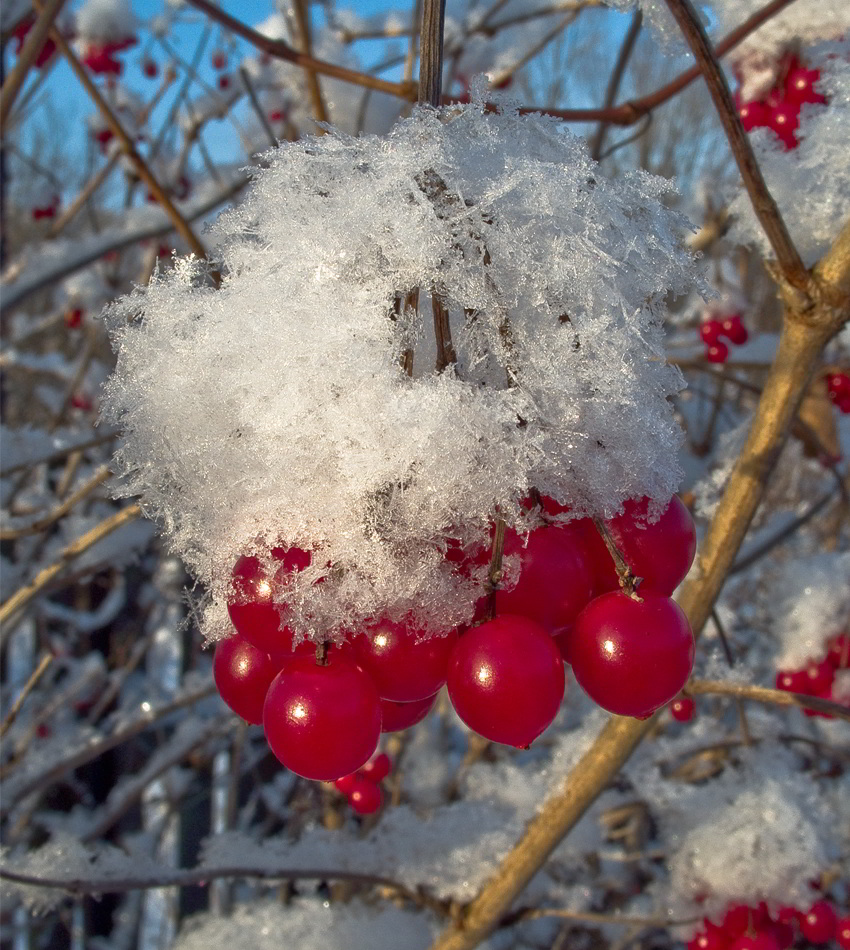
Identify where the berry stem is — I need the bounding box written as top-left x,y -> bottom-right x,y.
591,516 -> 642,600
315,640 -> 329,666
486,518 -> 506,620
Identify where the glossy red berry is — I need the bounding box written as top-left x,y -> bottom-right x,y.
333,773 -> 357,795
380,693 -> 437,732
800,901 -> 837,943
706,341 -> 729,363
699,319 -> 724,345
227,546 -> 311,653
767,102 -> 799,149
775,668 -> 808,692
213,636 -> 282,724
784,64 -> 826,107
348,778 -> 382,815
359,752 -> 392,783
687,927 -> 726,950
670,695 -> 696,722
263,653 -> 381,781
572,592 -> 694,718
826,633 -> 850,669
737,97 -> 770,131
352,618 -> 457,702
836,916 -> 850,950
804,658 -> 835,695
447,615 -> 565,747
731,934 -> 780,950
827,372 -> 850,398
584,495 -> 697,596
721,314 -> 748,345
494,523 -> 594,633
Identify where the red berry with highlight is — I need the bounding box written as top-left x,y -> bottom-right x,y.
380,693 -> 437,732
670,695 -> 696,722
447,615 -> 565,747
775,668 -> 808,692
348,778 -> 382,815
334,773 -> 357,795
359,752 -> 392,783
571,592 -> 694,718
213,636 -> 282,724
800,901 -> 837,944
836,916 -> 850,950
827,633 -> 850,669
263,653 -> 381,781
706,341 -> 729,363
700,319 -> 724,344
352,619 -> 456,702
784,63 -> 826,107
721,314 -> 748,345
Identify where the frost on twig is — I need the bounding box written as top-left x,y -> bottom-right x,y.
102,96 -> 699,644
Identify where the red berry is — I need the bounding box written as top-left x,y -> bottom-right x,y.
551,625 -> 573,664
737,97 -> 770,132
584,495 -> 697,597
218,74 -> 230,90
263,652 -> 381,781
687,928 -> 726,950
826,633 -> 850,669
212,50 -> 227,70
731,934 -> 780,950
706,341 -> 729,363
143,58 -> 158,78
804,658 -> 835,695
65,308 -> 83,328
800,901 -> 837,943
776,906 -> 801,926
71,393 -> 92,411
670,695 -> 696,722
721,314 -> 748,345
494,523 -> 594,633
334,773 -> 357,795
827,372 -> 850,397
775,668 -> 808,692
348,777 -> 382,814
767,102 -> 799,149
446,615 -> 565,747
213,636 -> 282,724
351,618 -> 456,702
227,547 -> 311,654
784,64 -> 826,107
839,395 -> 850,414
836,916 -> 850,950
380,693 -> 437,732
571,592 -> 694,718
721,904 -> 768,938
767,921 -> 795,949
359,752 -> 391,783
700,319 -> 724,345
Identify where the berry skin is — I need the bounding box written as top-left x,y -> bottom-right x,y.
351,619 -> 457,702
838,394 -> 850,414
731,934 -> 780,950
784,63 -> 826,107
359,752 -> 392,783
827,372 -> 850,398
334,773 -> 357,795
583,495 -> 697,597
706,341 -> 729,363
687,928 -> 726,950
721,314 -> 749,345
804,658 -> 835,695
65,308 -> 84,328
800,901 -> 837,944
447,615 -> 565,747
348,778 -> 382,815
836,916 -> 850,950
767,102 -> 799,149
775,668 -> 808,692
700,319 -> 724,345
218,74 -> 230,90
826,632 -> 850,669
213,636 -> 282,724
227,546 -> 311,653
552,625 -> 573,664
670,695 -> 696,722
737,97 -> 770,132
142,58 -> 158,78
494,523 -> 594,633
571,592 -> 694,718
263,653 -> 381,781
380,693 -> 437,732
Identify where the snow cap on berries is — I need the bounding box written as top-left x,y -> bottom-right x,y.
103,99 -> 697,645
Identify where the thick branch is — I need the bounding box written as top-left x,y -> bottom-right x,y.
419,0 -> 447,106
661,0 -> 807,289
292,0 -> 330,127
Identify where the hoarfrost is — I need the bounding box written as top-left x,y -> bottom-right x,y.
102,100 -> 697,645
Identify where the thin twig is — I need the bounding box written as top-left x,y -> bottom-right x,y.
238,66 -> 277,148
0,504 -> 141,632
687,679 -> 850,722
292,0 -> 329,128
590,9 -> 642,160
661,0 -> 807,290
0,0 -> 67,132
591,517 -> 642,598
0,654 -> 53,738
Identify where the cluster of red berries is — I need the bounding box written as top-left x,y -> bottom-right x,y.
776,631 -> 849,719
212,494 -> 697,781
332,753 -> 392,815
11,14 -> 62,68
826,372 -> 850,414
736,53 -> 827,150
81,37 -> 138,77
689,899 -> 849,950
700,313 -> 749,364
